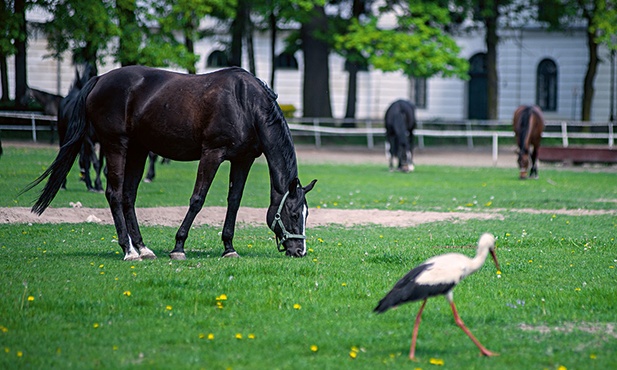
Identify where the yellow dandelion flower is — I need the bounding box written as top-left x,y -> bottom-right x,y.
17,351 -> 23,357
496,270 -> 502,275
216,294 -> 227,301
93,323 -> 100,329
351,346 -> 359,353
208,333 -> 214,340
341,282 -> 347,287
27,296 -> 34,302
166,305 -> 173,311
198,333 -> 205,339
349,351 -> 357,359
112,345 -> 118,351
484,201 -> 492,207
235,333 -> 243,339
557,366 -> 567,370
123,291 -> 131,297
575,288 -> 581,291
590,353 -> 597,359
317,238 -> 324,243
0,326 -> 8,333
293,303 -> 301,310
248,333 -> 255,339
308,248 -> 314,253
429,357 -> 445,365
310,345 -> 318,352
99,264 -> 104,268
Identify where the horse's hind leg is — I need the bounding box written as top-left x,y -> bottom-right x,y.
104,146 -> 140,261
93,149 -> 104,192
170,150 -> 224,260
122,145 -> 156,259
144,152 -> 157,183
221,158 -> 255,257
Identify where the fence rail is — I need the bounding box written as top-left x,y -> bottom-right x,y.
1,112 -> 614,164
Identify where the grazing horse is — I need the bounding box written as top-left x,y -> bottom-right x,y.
22,87 -> 63,143
385,100 -> 417,172
512,105 -> 544,179
58,65 -> 104,191
23,65 -> 317,261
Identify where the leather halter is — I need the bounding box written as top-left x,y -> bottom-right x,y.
270,189 -> 306,252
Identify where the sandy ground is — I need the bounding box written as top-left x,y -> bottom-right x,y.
2,142 -> 615,227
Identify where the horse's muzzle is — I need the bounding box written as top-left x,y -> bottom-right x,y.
285,245 -> 307,257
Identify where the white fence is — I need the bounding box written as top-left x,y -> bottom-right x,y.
1,112 -> 614,164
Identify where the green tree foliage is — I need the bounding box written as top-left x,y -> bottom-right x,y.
334,2 -> 469,80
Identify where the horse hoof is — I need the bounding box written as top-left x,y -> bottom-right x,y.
222,251 -> 240,258
169,252 -> 187,260
144,178 -> 152,183
139,248 -> 157,260
123,253 -> 142,261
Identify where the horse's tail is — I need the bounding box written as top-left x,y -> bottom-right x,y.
20,76 -> 100,215
517,106 -> 532,152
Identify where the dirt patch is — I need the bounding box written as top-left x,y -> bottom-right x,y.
0,206 -> 503,228
519,322 -> 617,338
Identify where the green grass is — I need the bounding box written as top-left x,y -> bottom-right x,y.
1,145 -> 617,369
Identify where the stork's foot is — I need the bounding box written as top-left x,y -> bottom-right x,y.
480,349 -> 499,357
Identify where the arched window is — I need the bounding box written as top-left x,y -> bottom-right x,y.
206,50 -> 229,68
275,52 -> 298,70
536,59 -> 557,111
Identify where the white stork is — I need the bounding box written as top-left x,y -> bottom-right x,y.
374,233 -> 501,360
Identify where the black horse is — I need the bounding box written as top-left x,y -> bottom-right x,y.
513,105 -> 544,179
385,99 -> 417,172
22,87 -> 63,143
23,65 -> 316,260
58,65 -> 104,191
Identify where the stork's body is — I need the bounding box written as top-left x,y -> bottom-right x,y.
375,233 -> 500,360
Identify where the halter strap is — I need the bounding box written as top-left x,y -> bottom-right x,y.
270,189 -> 306,252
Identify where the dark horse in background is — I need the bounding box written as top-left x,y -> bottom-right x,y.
58,65 -> 103,191
23,65 -> 317,261
385,99 -> 417,172
22,87 -> 63,143
512,105 -> 544,179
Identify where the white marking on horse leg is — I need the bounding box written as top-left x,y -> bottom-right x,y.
123,236 -> 141,261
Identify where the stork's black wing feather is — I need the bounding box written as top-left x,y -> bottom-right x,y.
374,262 -> 455,313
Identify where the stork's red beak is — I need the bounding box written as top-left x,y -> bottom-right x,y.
490,249 -> 501,272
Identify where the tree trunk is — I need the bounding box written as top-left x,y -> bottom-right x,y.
344,62 -> 358,121
581,26 -> 598,121
116,0 -> 139,66
184,17 -> 196,75
485,6 -> 499,120
230,0 -> 248,67
246,13 -> 256,75
0,54 -> 9,102
269,11 -> 277,88
14,0 -> 27,109
301,6 -> 332,118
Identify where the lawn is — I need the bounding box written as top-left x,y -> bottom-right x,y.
1,144 -> 616,369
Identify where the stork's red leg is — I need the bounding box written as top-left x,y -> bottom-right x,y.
449,301 -> 498,357
409,299 -> 427,360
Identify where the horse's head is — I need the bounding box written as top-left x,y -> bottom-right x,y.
20,88 -> 34,105
517,149 -> 529,179
268,178 -> 317,257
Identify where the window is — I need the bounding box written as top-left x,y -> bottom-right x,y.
536,59 -> 557,111
275,52 -> 298,70
410,77 -> 427,109
206,50 -> 229,68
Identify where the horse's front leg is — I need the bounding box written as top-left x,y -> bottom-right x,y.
529,145 -> 539,179
170,151 -> 223,260
221,158 -> 255,257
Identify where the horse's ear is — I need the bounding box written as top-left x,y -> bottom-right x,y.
288,178 -> 300,195
303,179 -> 317,193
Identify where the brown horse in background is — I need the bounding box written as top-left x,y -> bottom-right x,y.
512,105 -> 544,179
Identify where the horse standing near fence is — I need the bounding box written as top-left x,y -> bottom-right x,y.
58,65 -> 104,191
22,65 -> 317,261
385,100 -> 417,172
512,105 -> 544,179
22,87 -> 63,143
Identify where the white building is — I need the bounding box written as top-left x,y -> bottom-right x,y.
4,9 -> 615,123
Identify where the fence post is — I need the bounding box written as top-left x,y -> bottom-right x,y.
417,121 -> 425,149
466,121 -> 474,148
31,114 -> 37,142
492,132 -> 498,166
561,121 -> 569,147
366,120 -> 374,149
609,123 -> 614,148
313,118 -> 321,147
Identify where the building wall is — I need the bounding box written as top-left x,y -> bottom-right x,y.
4,20 -> 615,123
